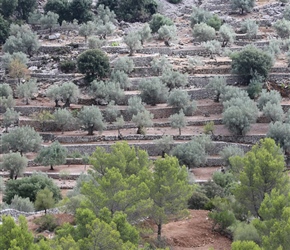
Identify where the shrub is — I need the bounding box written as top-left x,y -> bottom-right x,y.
219,24 -> 236,47
204,121 -> 214,135
267,121 -> 290,152
0,16 -> 10,45
34,214 -> 57,232
219,145 -> 244,167
262,103 -> 284,122
123,31 -> 142,56
193,22 -> 216,42
247,74 -> 264,99
230,45 -> 273,83
113,56 -> 134,74
212,171 -> 235,188
206,14 -> 222,31
231,0 -> 254,14
206,76 -> 227,102
149,13 -> 173,33
274,18 -> 290,38
190,5 -> 212,28
233,222 -> 261,244
240,19 -> 258,39
158,24 -> 177,46
139,78 -> 168,105
209,210 -> 236,231
188,189 -> 210,209
257,89 -> 282,110
10,195 -> 35,212
171,135 -> 212,168
59,60 -> 76,73
77,49 -> 110,81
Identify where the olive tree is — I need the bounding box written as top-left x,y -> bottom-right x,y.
193,23 -> 216,42
273,18 -> 290,38
158,25 -> 177,46
34,141 -> 68,170
3,24 -> 40,56
40,11 -> 59,34
0,126 -> 42,156
90,80 -> 124,104
53,108 -> 76,133
222,97 -> 258,136
127,96 -> 146,119
160,69 -> 188,91
79,21 -> 96,42
2,108 -> 19,133
267,121 -> 290,152
139,78 -> 168,105
16,79 -> 38,105
123,31 -> 142,56
219,24 -> 236,47
231,0 -> 255,14
206,76 -> 227,102
138,23 -> 152,45
170,134 -> 212,168
262,103 -> 284,122
149,13 -> 173,33
151,56 -> 172,76
1,153 -> 28,179
132,109 -> 154,135
257,89 -> 282,110
113,56 -> 134,74
77,105 -> 106,135
47,82 -> 79,108
169,110 -> 187,136
190,5 -> 212,28
2,52 -> 28,70
240,19 -> 258,39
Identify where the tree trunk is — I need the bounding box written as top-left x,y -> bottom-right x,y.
55,100 -> 60,107
179,127 -> 181,136
164,40 -> 170,47
50,165 -> 54,170
88,125 -> 94,135
63,98 -> 70,108
157,223 -> 162,241
26,98 -> 29,105
161,150 -> 165,158
9,170 -> 14,180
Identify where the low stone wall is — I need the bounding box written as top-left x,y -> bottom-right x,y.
61,136 -> 258,156
38,45 -> 72,55
0,208 -> 61,220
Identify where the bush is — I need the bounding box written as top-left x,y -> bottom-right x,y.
0,15 -> 9,45
149,13 -> 173,33
230,45 -> 273,83
10,195 -> 35,212
274,18 -> 290,38
193,22 -> 216,42
188,189 -> 210,209
209,210 -> 236,231
167,0 -> 182,3
212,171 -> 235,188
231,0 -> 254,14
201,181 -> 225,199
77,49 -> 110,81
206,14 -> 222,31
171,135 -> 212,168
233,222 -> 261,244
34,214 -> 57,232
240,19 -> 258,39
219,145 -> 244,167
98,0 -> 157,22
59,60 -> 76,73
3,172 -> 62,204
139,78 -> 169,105
190,5 -> 212,28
